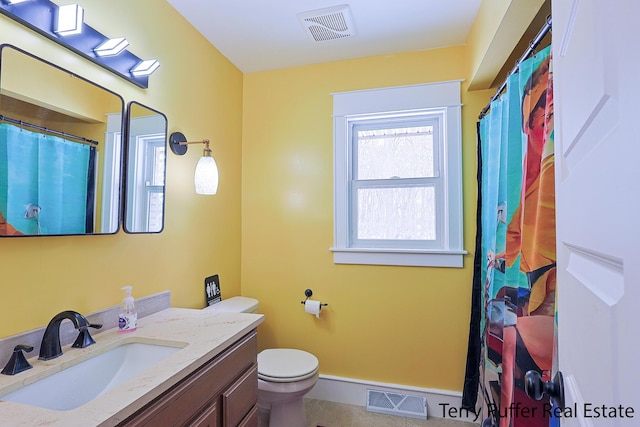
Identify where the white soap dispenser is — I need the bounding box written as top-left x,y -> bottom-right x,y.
119,286 -> 138,333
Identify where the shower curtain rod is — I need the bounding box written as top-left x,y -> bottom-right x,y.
478,15 -> 552,120
0,114 -> 99,145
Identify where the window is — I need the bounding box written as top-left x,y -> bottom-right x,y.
125,115 -> 166,233
331,81 -> 466,267
134,138 -> 165,232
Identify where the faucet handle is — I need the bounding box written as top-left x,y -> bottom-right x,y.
72,323 -> 103,349
1,344 -> 34,375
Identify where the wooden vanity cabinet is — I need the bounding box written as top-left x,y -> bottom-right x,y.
120,330 -> 258,427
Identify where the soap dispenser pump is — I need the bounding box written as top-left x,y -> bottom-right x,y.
119,286 -> 137,333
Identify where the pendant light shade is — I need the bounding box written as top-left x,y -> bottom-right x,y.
195,153 -> 219,195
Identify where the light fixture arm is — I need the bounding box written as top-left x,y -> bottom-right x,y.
189,140 -> 211,157
169,132 -> 211,156
179,139 -> 210,156
178,139 -> 209,146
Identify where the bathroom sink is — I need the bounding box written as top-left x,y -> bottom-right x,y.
0,340 -> 184,411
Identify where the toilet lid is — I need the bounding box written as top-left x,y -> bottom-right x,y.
257,349 -> 319,382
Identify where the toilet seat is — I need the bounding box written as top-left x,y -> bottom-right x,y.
258,349 -> 319,383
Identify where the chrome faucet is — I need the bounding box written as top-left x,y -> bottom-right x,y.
39,310 -> 102,361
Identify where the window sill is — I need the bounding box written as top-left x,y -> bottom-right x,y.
329,247 -> 467,267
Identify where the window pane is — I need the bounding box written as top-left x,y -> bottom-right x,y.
356,126 -> 434,179
356,186 -> 436,240
150,145 -> 165,186
147,191 -> 164,232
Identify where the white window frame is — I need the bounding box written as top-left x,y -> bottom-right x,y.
331,81 -> 466,267
101,113 -> 122,233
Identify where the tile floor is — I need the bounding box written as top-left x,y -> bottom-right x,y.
300,398 -> 478,427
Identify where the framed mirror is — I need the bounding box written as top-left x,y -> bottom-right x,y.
123,102 -> 167,233
0,44 -> 124,237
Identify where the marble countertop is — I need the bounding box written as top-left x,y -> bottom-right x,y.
0,308 -> 264,426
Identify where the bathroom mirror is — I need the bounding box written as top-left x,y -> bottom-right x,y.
123,102 -> 167,233
0,44 -> 124,236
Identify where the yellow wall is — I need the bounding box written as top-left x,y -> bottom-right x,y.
467,0 -> 546,90
0,0 -> 244,336
241,48 -> 493,391
2,46 -> 113,122
0,0 -> 530,394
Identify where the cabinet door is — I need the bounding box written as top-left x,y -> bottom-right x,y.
222,365 -> 258,427
190,401 -> 218,427
120,331 -> 257,427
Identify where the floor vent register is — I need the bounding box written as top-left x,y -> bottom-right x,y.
365,389 -> 427,420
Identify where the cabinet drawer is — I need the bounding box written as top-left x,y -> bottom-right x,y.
190,400 -> 218,427
223,365 -> 258,427
237,405 -> 258,427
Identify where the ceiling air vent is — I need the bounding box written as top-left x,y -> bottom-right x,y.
297,4 -> 356,42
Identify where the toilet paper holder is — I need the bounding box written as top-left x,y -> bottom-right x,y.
300,289 -> 328,307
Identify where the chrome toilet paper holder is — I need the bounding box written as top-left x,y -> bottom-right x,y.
300,289 -> 328,307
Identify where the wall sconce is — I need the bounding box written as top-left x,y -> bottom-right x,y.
0,0 -> 159,88
169,132 -> 219,195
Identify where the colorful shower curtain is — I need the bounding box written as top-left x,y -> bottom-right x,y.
463,46 -> 557,427
0,123 -> 96,235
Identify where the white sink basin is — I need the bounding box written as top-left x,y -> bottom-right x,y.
0,341 -> 183,411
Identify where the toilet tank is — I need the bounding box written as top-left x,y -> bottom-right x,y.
203,296 -> 259,313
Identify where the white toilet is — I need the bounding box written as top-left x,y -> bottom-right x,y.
203,296 -> 319,427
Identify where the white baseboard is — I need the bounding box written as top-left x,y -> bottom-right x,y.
306,374 -> 481,424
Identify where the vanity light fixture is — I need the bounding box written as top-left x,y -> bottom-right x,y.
54,4 -> 84,36
94,37 -> 129,57
0,0 -> 157,88
169,132 -> 219,195
130,59 -> 160,77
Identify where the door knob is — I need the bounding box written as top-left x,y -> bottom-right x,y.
524,370 -> 565,410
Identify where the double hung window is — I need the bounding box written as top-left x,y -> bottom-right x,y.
331,81 -> 465,267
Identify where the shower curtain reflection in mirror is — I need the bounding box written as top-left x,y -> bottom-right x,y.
0,123 -> 95,235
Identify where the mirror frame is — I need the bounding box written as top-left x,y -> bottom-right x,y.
123,101 -> 168,234
0,44 -> 125,237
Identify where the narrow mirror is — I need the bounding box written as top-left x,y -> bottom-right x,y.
123,102 -> 167,233
0,44 -> 124,236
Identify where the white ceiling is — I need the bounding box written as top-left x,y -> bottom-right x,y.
165,0 -> 482,73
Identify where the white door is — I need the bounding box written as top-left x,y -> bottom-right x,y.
552,0 -> 640,425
